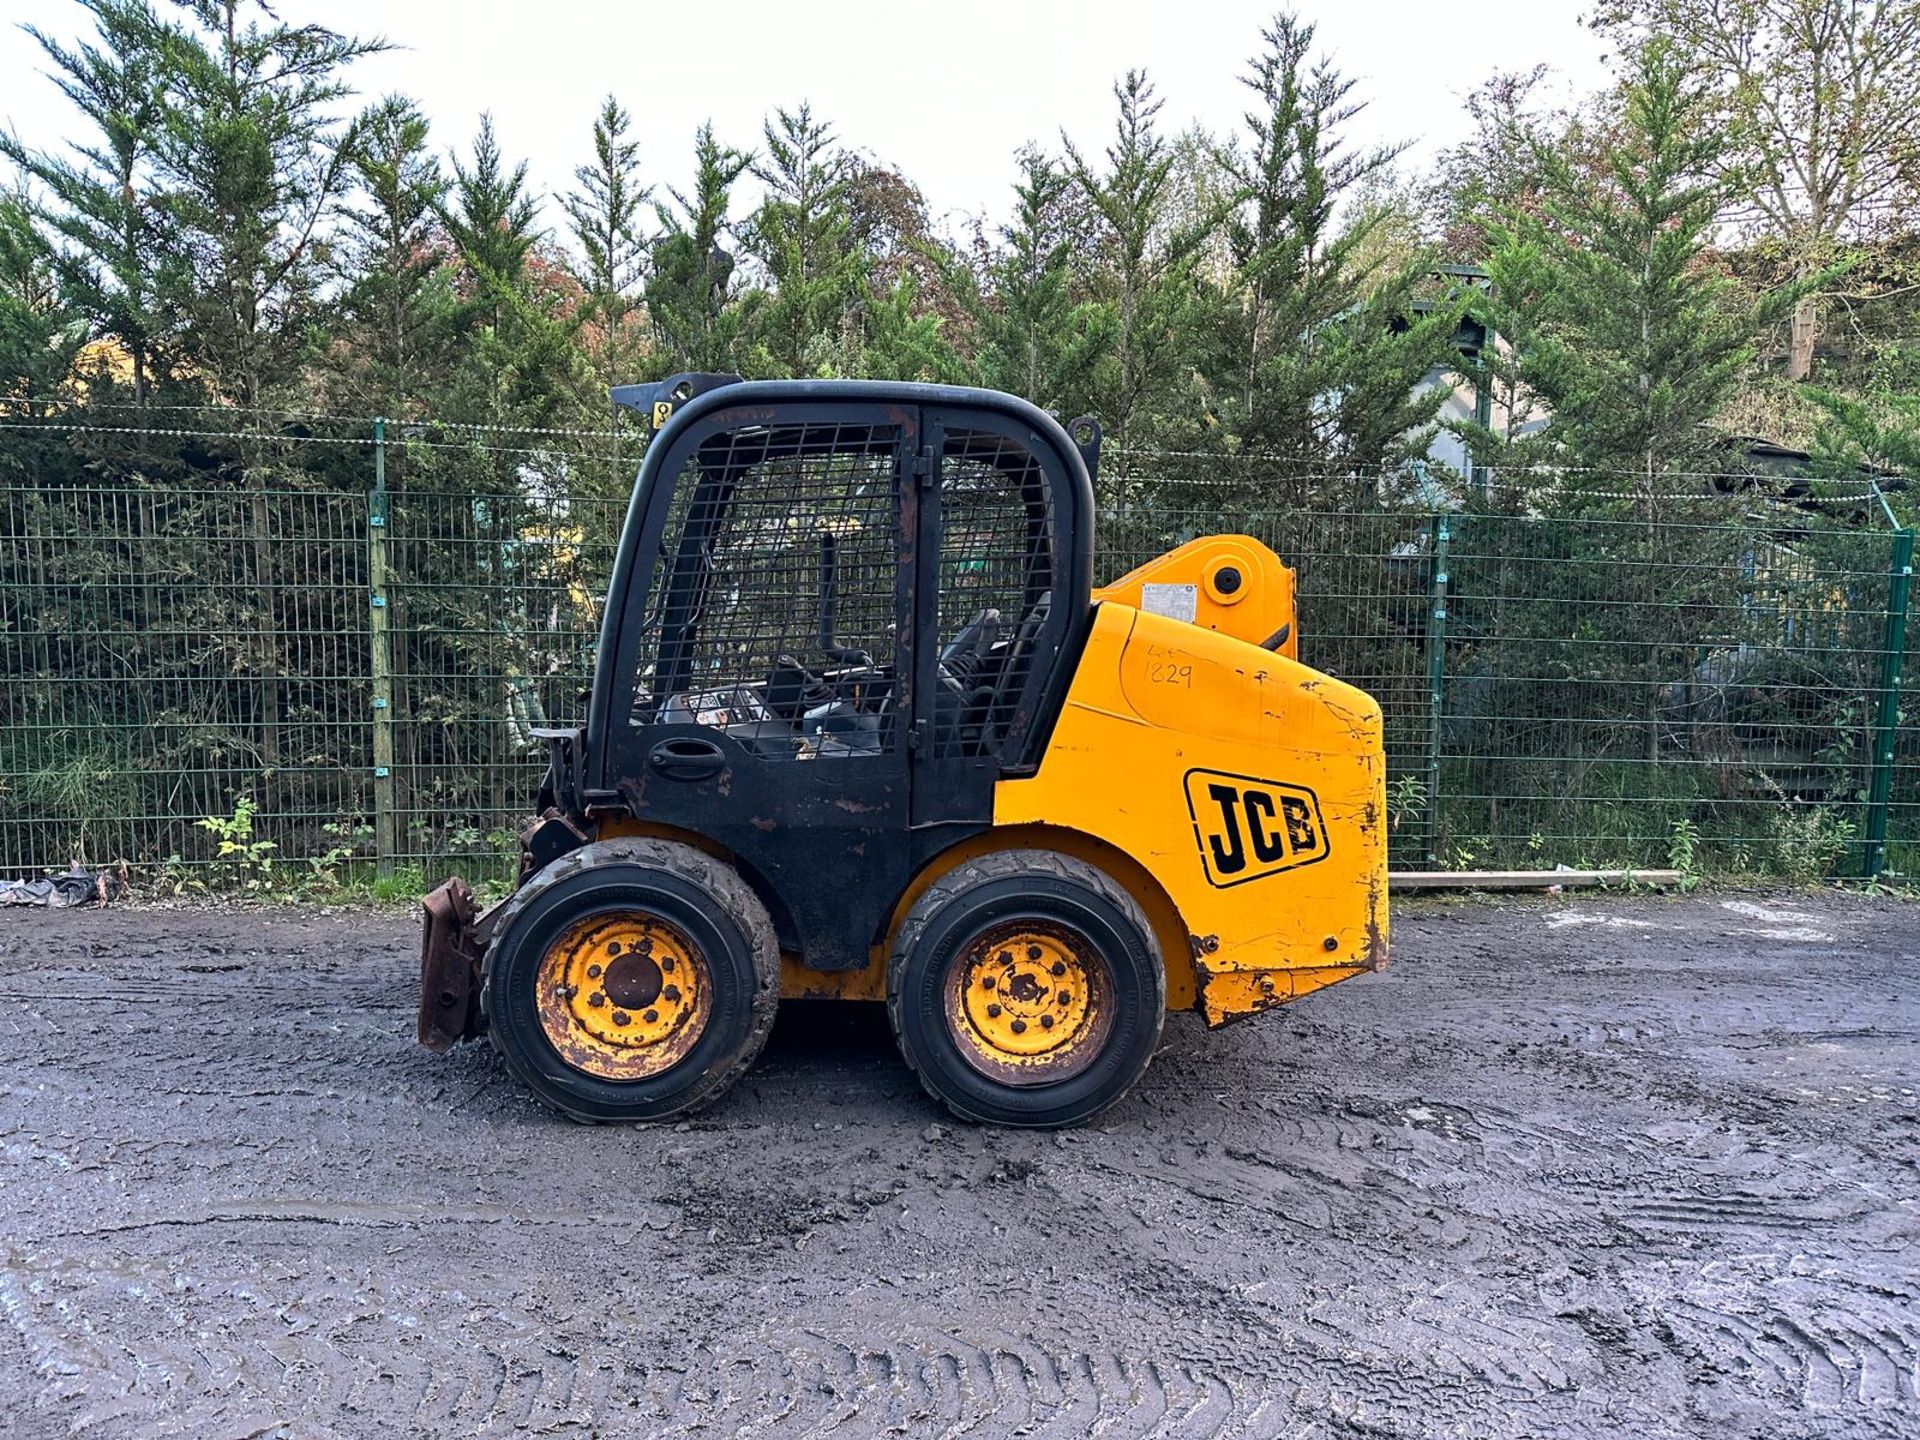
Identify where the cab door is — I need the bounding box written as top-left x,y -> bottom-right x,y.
600,401 -> 920,971
909,405 -> 1079,827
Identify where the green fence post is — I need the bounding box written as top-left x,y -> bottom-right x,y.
369,418 -> 398,878
1423,513 -> 1451,868
1863,525 -> 1913,877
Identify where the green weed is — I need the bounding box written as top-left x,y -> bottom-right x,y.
196,797 -> 277,892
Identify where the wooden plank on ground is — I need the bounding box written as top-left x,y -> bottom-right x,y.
1389,869 -> 1683,891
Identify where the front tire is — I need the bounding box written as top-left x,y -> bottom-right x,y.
887,849 -> 1166,1127
483,837 -> 778,1122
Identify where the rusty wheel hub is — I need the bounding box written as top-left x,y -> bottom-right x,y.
944,922 -> 1112,1085
535,912 -> 710,1080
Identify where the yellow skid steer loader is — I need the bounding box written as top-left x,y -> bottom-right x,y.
419,376 -> 1387,1126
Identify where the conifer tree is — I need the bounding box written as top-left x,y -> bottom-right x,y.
2,0 -> 170,405
442,114 -> 541,336
1199,13 -> 1458,494
745,103 -> 865,376
1592,0 -> 1920,382
563,97 -> 649,390
149,0 -> 386,409
963,147 -> 1110,410
135,0 -> 385,807
861,272 -> 965,383
1064,70 -> 1201,488
330,95 -> 450,413
1810,389 -> 1920,477
1487,39 -> 1802,506
439,116 -> 592,426
0,190 -> 84,407
647,123 -> 753,375
564,98 -> 648,306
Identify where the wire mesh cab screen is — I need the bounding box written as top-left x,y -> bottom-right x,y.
631,419 -> 903,760
931,428 -> 1056,760
626,410 -> 1060,767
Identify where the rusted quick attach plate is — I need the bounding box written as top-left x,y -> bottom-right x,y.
418,877 -> 481,1050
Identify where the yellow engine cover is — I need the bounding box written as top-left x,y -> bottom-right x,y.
995,537 -> 1388,1026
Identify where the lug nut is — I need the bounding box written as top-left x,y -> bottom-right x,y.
661,957 -> 675,973
606,942 -> 622,957
1057,992 -> 1070,1006
663,985 -> 681,1003
1011,1018 -> 1027,1034
612,1010 -> 631,1026
588,992 -> 605,1007
996,950 -> 1011,964
982,975 -> 996,991
1041,1014 -> 1054,1029
1050,961 -> 1066,977
1027,945 -> 1043,961
587,964 -> 602,978
986,1003 -> 1002,1018
643,1009 -> 659,1023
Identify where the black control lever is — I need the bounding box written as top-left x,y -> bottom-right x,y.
816,531 -> 872,667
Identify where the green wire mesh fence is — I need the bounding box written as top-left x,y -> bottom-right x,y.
0,413 -> 1911,886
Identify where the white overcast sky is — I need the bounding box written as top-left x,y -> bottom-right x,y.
0,0 -> 1610,240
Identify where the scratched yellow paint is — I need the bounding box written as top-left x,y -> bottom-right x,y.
995,536 -> 1388,1026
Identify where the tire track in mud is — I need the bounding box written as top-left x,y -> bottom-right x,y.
0,1247 -> 1330,1438
1648,1256 -> 1920,1415
1,894 -> 1916,1438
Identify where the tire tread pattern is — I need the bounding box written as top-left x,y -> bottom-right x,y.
887,848 -> 1167,1126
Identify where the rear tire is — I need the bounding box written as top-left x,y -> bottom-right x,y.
887,849 -> 1165,1127
483,837 -> 778,1122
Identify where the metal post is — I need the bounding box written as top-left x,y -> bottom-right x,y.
368,418 -> 398,878
1863,525 -> 1912,877
1423,513 -> 1452,867
1470,375 -> 1492,500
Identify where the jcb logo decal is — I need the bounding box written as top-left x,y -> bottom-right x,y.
1184,769 -> 1329,887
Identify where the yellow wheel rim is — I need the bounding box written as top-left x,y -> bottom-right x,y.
944,922 -> 1113,1086
534,911 -> 710,1081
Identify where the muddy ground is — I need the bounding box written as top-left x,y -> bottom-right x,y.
0,890 -> 1914,1439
